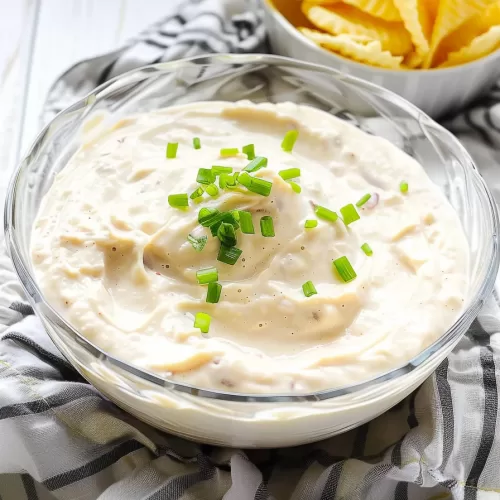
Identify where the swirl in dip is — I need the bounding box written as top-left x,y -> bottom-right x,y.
31,101 -> 469,394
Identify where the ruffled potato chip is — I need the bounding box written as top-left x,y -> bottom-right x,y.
403,50 -> 424,68
393,0 -> 434,59
338,0 -> 402,22
425,0 -> 498,67
433,2 -> 500,65
438,25 -> 500,67
299,27 -> 404,68
302,3 -> 413,55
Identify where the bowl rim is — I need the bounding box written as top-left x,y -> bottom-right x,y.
262,0 -> 500,75
5,53 -> 500,403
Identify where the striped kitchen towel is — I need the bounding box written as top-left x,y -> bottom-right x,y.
2,0 -> 500,499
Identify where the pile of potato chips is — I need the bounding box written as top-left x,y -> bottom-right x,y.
298,0 -> 500,69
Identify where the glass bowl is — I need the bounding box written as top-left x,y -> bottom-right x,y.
5,54 -> 499,448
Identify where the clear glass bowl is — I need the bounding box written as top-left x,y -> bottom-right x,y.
5,54 -> 499,448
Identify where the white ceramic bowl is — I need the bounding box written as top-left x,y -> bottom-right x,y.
261,0 -> 500,118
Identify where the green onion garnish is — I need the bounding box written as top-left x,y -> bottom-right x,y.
196,267 -> 218,285
231,210 -> 240,222
220,147 -> 239,157
260,216 -> 275,237
356,193 -> 371,207
219,173 -> 238,189
217,222 -> 237,247
361,243 -> 373,256
400,181 -> 409,193
302,281 -> 317,297
340,204 -> 360,226
242,143 -> 255,160
333,256 -> 357,283
217,244 -> 242,265
289,181 -> 301,193
238,172 -> 272,197
206,282 -> 222,304
244,156 -> 268,173
212,166 -> 233,176
193,137 -> 201,149
194,312 -> 211,334
190,187 -> 204,200
209,212 -> 239,237
315,205 -> 338,222
196,168 -> 216,185
198,207 -> 220,227
304,219 -> 318,229
281,130 -> 299,152
279,168 -> 300,180
239,210 -> 255,234
166,142 -> 178,159
205,184 -> 219,197
168,193 -> 188,208
187,234 -> 207,252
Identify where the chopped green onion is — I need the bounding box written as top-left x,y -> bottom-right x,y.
217,222 -> 237,247
194,312 -> 211,334
205,184 -> 219,197
242,143 -> 255,160
196,267 -> 218,285
212,166 -> 233,176
196,168 -> 216,185
356,193 -> 371,207
333,256 -> 357,283
361,243 -> 373,256
187,234 -> 207,252
193,137 -> 201,149
260,216 -> 275,237
340,204 -> 360,226
168,193 -> 188,208
244,156 -> 268,173
217,244 -> 242,265
304,219 -> 318,229
315,205 -> 338,222
400,181 -> 409,193
302,281 -> 317,297
279,168 -> 301,180
209,212 -> 239,237
166,142 -> 178,159
238,172 -> 272,196
220,147 -> 239,157
219,174 -> 229,189
239,210 -> 255,234
281,130 -> 299,152
206,282 -> 222,304
190,187 -> 204,200
289,181 -> 301,193
198,208 -> 220,227
219,172 -> 239,189
231,210 -> 240,222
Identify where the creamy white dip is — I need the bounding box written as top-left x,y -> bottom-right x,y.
31,101 -> 469,394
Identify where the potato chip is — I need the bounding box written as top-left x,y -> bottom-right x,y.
438,25 -> 500,67
425,0 -> 498,67
392,0 -> 434,59
433,2 -> 500,65
403,50 -> 424,68
301,0 -> 401,21
302,3 -> 413,55
338,0 -> 402,22
299,27 -> 404,68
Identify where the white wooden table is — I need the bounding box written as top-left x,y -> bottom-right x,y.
0,0 -> 171,209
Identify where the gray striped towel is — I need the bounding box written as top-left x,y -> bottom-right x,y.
2,0 -> 500,499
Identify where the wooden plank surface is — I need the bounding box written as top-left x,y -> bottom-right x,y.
0,0 -> 171,207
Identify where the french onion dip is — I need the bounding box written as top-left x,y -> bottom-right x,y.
31,101 -> 469,393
